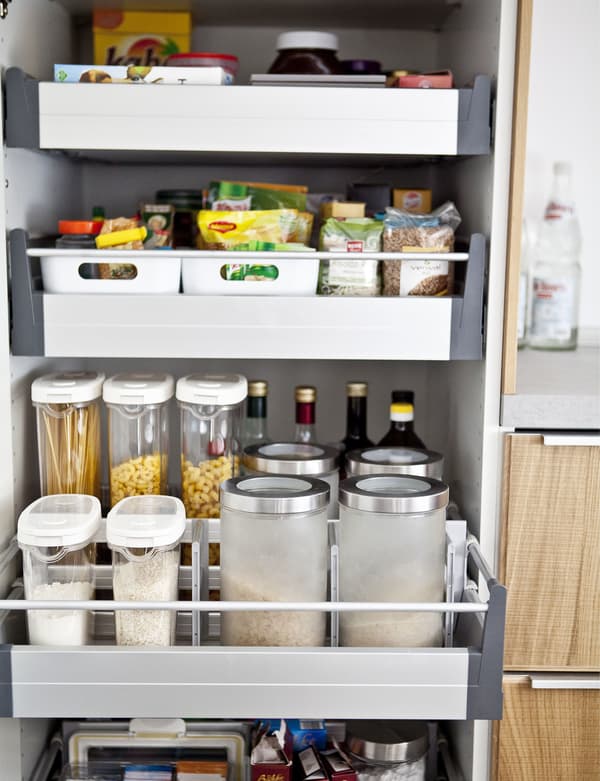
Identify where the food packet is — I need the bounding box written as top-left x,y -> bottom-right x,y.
289,211 -> 314,245
318,218 -> 383,296
97,216 -> 142,279
319,217 -> 383,252
197,209 -> 298,249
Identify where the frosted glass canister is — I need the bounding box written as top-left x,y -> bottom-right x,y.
346,446 -> 444,480
339,474 -> 449,647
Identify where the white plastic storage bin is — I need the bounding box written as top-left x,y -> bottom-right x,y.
181,254 -> 319,295
29,249 -> 182,294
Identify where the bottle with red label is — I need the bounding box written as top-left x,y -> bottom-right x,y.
529,162 -> 582,350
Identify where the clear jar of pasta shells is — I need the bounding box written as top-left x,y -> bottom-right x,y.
103,373 -> 174,507
32,371 -> 105,499
177,374 -> 247,565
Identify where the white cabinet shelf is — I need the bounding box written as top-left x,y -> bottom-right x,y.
10,231 -> 486,360
6,69 -> 491,160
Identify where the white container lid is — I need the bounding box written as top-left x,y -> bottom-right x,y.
276,31 -> 339,51
32,371 -> 105,404
103,372 -> 174,405
17,494 -> 102,548
176,373 -> 247,406
107,495 -> 186,549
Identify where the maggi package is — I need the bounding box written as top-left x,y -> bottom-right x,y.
197,209 -> 298,250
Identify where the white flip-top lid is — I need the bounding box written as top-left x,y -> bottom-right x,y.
32,371 -> 105,404
276,31 -> 338,51
17,494 -> 102,548
103,373 -> 174,405
176,373 -> 247,406
107,495 -> 186,549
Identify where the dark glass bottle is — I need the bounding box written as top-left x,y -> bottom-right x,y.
341,381 -> 374,453
378,390 -> 426,449
243,380 -> 270,448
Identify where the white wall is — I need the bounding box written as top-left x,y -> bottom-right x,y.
523,0 -> 600,334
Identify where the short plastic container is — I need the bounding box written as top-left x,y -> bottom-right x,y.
17,494 -> 102,646
103,373 -> 174,507
339,474 -> 449,647
166,51 -> 239,81
346,720 -> 429,781
181,254 -> 319,295
32,371 -> 104,499
346,447 -> 444,480
242,442 -> 339,519
220,475 -> 330,646
32,248 -> 182,294
107,495 -> 186,647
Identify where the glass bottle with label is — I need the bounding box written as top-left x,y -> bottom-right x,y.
529,162 -> 581,350
378,390 -> 426,449
295,385 -> 318,443
243,380 -> 270,448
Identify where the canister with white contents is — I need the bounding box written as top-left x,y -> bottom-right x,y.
107,495 -> 185,647
346,721 -> 429,781
18,494 -> 102,646
103,373 -> 174,507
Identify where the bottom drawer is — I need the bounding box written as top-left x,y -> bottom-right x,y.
494,674 -> 600,780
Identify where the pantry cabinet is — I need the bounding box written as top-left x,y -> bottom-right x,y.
0,0 -> 526,780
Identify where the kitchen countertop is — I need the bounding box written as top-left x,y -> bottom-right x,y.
501,346 -> 600,430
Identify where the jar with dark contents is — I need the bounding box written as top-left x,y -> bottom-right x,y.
156,189 -> 204,248
268,31 -> 343,75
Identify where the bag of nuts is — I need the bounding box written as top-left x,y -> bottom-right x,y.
382,201 -> 461,296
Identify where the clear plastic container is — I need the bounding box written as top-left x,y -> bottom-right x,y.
32,371 -> 105,498
103,373 -> 174,507
346,720 -> 429,781
107,495 -> 186,647
338,475 -> 449,647
242,442 -> 339,519
346,447 -> 444,480
220,475 -> 330,647
17,494 -> 102,646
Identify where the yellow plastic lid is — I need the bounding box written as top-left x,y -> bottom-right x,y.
95,226 -> 147,249
391,403 -> 413,414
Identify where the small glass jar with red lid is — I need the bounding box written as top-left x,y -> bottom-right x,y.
56,220 -> 102,250
268,31 -> 343,75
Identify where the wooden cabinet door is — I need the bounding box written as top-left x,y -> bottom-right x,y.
494,675 -> 600,781
500,434 -> 600,670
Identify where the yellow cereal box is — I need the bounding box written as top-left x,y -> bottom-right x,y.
93,10 -> 191,67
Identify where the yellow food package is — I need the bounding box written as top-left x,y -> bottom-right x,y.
197,209 -> 299,249
93,10 -> 191,66
289,211 -> 314,245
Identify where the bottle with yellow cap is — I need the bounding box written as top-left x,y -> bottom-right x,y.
378,390 -> 426,449
294,385 -> 317,444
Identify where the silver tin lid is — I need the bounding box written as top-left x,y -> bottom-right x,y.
242,442 -> 339,476
346,447 -> 443,478
339,475 -> 448,513
221,475 -> 330,514
346,721 -> 429,763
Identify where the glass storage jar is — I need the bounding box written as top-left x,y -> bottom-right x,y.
242,442 -> 339,519
103,373 -> 174,507
346,447 -> 444,480
107,495 -> 186,647
339,475 -> 448,647
32,371 -> 105,499
220,475 -> 330,647
17,494 -> 102,646
346,721 -> 429,781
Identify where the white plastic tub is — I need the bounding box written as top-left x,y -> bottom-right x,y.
181,254 -> 319,295
29,249 -> 182,294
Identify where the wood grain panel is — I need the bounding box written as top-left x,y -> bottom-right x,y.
501,435 -> 600,670
502,0 -> 534,394
494,676 -> 600,781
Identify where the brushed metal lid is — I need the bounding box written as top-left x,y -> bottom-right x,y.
346,447 -> 443,478
221,475 -> 329,514
243,442 -> 338,475
339,475 -> 448,513
346,720 -> 429,763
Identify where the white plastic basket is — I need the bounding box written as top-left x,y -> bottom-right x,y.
181,254 -> 319,296
30,250 -> 182,294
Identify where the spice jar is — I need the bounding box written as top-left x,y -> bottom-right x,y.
107,495 -> 185,647
103,373 -> 174,507
243,442 -> 339,519
346,721 -> 429,781
17,494 -> 101,646
156,189 -> 204,248
346,447 -> 444,480
220,475 -> 330,646
268,31 -> 343,75
339,475 -> 448,647
32,371 -> 104,499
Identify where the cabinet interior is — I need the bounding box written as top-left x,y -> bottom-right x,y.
0,1 -> 510,779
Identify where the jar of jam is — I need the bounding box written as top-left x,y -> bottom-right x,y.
268,31 -> 343,75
